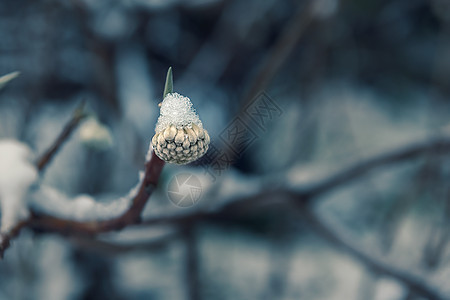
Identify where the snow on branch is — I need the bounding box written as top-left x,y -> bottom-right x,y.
30,151 -> 165,235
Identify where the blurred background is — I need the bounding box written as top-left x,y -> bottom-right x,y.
1,0 -> 450,299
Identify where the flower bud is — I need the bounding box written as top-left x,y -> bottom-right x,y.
152,93 -> 209,164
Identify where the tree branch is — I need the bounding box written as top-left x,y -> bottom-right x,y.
297,202 -> 450,300
0,102 -> 88,258
30,151 -> 165,235
4,132 -> 450,300
0,219 -> 29,259
298,136 -> 450,199
30,135 -> 450,235
36,101 -> 88,172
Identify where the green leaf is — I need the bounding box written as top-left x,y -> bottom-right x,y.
0,71 -> 20,90
163,67 -> 173,99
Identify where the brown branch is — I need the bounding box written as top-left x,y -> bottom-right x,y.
0,102 -> 88,258
36,101 -> 87,172
0,219 -> 29,259
0,150 -> 165,258
30,151 -> 165,235
0,101 -> 165,258
3,134 -> 448,298
239,0 -> 315,111
29,135 -> 450,236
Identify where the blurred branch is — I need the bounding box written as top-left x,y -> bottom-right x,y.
0,150 -> 164,259
0,102 -> 88,258
184,225 -> 200,300
302,136 -> 450,199
239,1 -> 315,110
71,231 -> 180,256
4,129 -> 450,300
0,101 -> 165,258
98,135 -> 450,231
30,134 -> 450,234
36,101 -> 88,172
3,133 -> 450,298
298,203 -> 449,300
30,151 -> 165,235
0,220 -> 29,259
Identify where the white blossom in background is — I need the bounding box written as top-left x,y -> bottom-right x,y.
0,140 -> 37,232
152,92 -> 210,164
79,117 -> 114,150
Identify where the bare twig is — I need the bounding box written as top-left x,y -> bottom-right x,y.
239,1 -> 315,111
36,101 -> 88,172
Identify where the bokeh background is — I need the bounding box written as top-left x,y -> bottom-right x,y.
1,0 -> 450,299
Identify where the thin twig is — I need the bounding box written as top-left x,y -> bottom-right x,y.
36,101 -> 88,172
239,1 -> 315,112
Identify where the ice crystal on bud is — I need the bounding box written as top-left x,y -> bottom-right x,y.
155,93 -> 203,133
152,92 -> 209,164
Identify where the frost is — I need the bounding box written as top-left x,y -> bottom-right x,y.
155,92 -> 203,133
0,140 -> 38,232
30,172 -> 144,221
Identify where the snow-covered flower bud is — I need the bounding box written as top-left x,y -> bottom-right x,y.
152,93 -> 210,164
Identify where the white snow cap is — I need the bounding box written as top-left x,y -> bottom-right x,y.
0,140 -> 37,232
155,92 -> 203,133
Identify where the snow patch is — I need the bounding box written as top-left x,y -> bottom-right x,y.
30,172 -> 144,221
155,92 -> 203,133
0,140 -> 37,232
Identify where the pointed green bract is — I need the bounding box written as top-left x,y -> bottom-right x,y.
163,67 -> 173,99
0,71 -> 20,90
